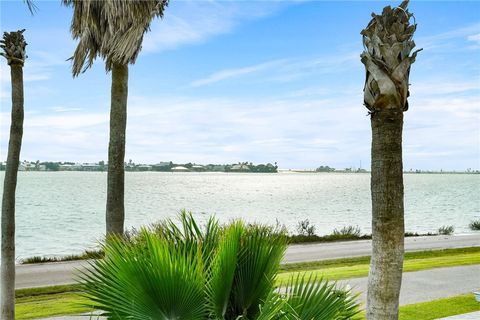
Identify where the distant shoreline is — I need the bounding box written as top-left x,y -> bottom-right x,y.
279,170 -> 480,174
1,170 -> 478,174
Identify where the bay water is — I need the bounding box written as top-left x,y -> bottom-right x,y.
0,172 -> 478,260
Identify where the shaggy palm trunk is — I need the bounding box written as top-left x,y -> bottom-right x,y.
361,2 -> 421,319
106,63 -> 128,236
1,30 -> 27,320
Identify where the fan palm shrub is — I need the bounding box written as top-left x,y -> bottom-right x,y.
79,211 -> 360,319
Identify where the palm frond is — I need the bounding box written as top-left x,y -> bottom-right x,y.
78,215 -> 359,320
62,0 -> 169,76
206,221 -> 242,318
79,232 -> 206,319
282,274 -> 360,320
23,0 -> 37,14
231,224 -> 288,318
255,291 -> 297,320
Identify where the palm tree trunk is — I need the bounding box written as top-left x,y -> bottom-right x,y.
106,63 -> 128,236
1,63 -> 24,320
366,108 -> 404,320
360,2 -> 420,318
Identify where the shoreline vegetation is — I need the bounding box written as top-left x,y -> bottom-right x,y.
19,218 -> 478,264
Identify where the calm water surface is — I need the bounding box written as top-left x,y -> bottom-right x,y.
0,172 -> 479,260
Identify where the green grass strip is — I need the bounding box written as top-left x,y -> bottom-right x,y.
399,294 -> 480,320
276,251 -> 480,283
16,292 -> 92,320
279,246 -> 480,273
355,294 -> 480,320
16,284 -> 80,298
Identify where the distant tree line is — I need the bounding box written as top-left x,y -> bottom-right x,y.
315,165 -> 335,172
0,161 -> 278,173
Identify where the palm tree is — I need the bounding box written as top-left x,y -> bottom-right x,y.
62,0 -> 169,236
23,0 -> 38,14
360,1 -> 421,319
79,212 -> 360,319
0,29 -> 28,320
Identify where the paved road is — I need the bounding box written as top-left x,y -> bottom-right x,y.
438,312 -> 480,319
284,234 -> 480,263
17,234 -> 480,289
340,264 -> 480,306
41,264 -> 480,319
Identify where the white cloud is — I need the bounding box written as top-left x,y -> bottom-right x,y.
410,80 -> 480,96
0,95 -> 369,167
50,107 -> 84,113
142,1 -> 289,53
1,89 -> 478,170
418,22 -> 480,50
268,53 -> 360,83
0,109 -> 110,162
190,59 -> 288,87
0,49 -> 70,102
25,113 -> 108,130
467,33 -> 480,44
189,52 -> 359,87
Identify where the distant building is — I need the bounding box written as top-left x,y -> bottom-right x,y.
82,163 -> 101,171
59,163 -> 82,171
17,161 -> 36,171
230,163 -> 250,172
171,166 -> 189,172
152,162 -> 172,171
191,165 -> 205,172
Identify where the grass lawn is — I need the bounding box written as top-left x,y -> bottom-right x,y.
355,294 -> 480,320
15,247 -> 480,319
17,293 -> 480,320
276,247 -> 480,283
399,294 -> 480,320
16,292 -> 92,320
279,247 -> 480,273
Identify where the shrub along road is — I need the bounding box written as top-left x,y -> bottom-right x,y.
16,234 -> 480,289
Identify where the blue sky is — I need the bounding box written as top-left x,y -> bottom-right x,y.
1,0 -> 479,170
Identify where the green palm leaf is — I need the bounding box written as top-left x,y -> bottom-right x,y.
282,274 -> 360,320
230,225 -> 288,319
79,232 -> 207,319
207,221 -> 242,318
78,214 -> 359,320
255,291 -> 297,320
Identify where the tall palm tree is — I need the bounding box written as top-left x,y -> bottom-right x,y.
360,1 -> 421,319
63,0 -> 169,236
0,29 -> 28,320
